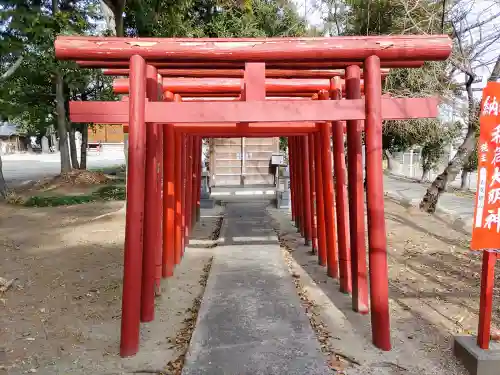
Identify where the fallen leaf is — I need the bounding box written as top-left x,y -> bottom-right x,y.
327,356 -> 347,371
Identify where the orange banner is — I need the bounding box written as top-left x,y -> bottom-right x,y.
471,82 -> 500,250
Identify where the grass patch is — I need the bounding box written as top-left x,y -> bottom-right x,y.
22,185 -> 126,207
89,164 -> 126,175
96,185 -> 126,201
24,195 -> 97,207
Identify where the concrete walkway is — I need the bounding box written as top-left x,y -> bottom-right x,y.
383,174 -> 474,233
182,202 -> 332,375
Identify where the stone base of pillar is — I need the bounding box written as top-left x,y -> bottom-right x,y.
454,335 -> 500,375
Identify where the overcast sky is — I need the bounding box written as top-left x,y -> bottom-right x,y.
292,0 -> 323,28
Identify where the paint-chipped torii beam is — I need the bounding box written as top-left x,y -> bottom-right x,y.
102,68 -> 391,78
112,77 -> 367,95
69,96 -> 440,124
56,35 -> 451,62
78,60 -> 425,69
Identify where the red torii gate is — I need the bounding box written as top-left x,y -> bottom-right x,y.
56,34 -> 452,358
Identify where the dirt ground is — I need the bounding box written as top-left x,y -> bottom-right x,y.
0,193 -> 492,375
12,170 -> 115,196
0,201 -> 223,375
269,198 -> 493,375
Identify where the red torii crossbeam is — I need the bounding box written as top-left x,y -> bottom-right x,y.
103,68 -> 391,79
56,35 -> 451,62
69,97 -> 439,124
112,77 -> 366,95
56,34 -> 452,358
78,60 -> 426,69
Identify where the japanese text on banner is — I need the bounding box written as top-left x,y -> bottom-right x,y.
471,82 -> 500,250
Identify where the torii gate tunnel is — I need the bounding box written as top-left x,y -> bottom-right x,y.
56,35 -> 452,357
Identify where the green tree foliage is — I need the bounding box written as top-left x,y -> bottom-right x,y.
119,0 -> 306,154
121,0 -> 306,38
0,0 -> 85,129
420,121 -> 460,181
0,0 -> 305,191
421,139 -> 447,179
463,145 -> 478,173
0,0 -> 110,181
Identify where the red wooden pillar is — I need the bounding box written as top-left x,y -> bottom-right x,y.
296,137 -> 305,236
155,74 -> 163,293
197,137 -> 201,221
314,130 -> 327,267
120,55 -> 146,357
290,136 -> 300,231
190,136 -> 195,232
295,137 -> 302,231
318,90 -> 339,278
364,55 -> 391,351
302,136 -> 312,245
193,136 -> 199,227
295,136 -> 304,236
180,133 -> 187,255
478,251 -> 497,349
346,65 -> 369,314
195,137 -> 202,224
288,137 -> 296,222
291,137 -> 300,230
162,122 -> 175,278
174,127 -> 183,265
308,133 -> 317,253
190,136 -> 196,228
185,135 -> 193,243
141,65 -> 159,323
331,77 -> 352,294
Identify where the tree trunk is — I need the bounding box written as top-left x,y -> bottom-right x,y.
420,122 -> 476,212
384,149 -> 394,171
99,0 -> 116,34
420,63 -> 483,213
52,0 -> 71,174
55,72 -> 72,173
113,6 -> 124,36
0,56 -> 23,82
68,125 -> 80,169
80,124 -> 88,169
460,170 -> 469,190
0,153 -> 7,198
421,54 -> 500,212
420,168 -> 430,182
98,0 -> 125,36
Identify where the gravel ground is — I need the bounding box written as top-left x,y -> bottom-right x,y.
0,194 -> 487,375
268,198 -> 486,375
0,201 -> 224,375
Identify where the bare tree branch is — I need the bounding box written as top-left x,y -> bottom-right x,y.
488,54 -> 500,82
441,0 -> 447,33
451,11 -> 500,38
470,32 -> 500,62
333,0 -> 341,36
0,56 -> 23,82
457,87 -> 485,92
